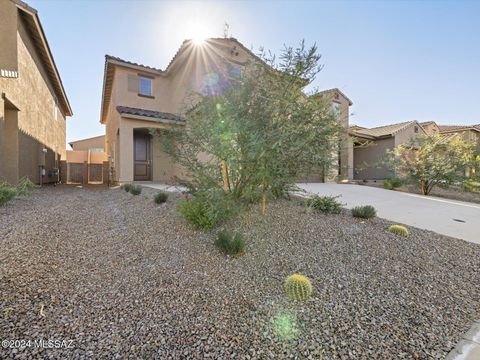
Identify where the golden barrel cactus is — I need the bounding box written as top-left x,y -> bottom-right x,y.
389,224 -> 408,237
284,274 -> 312,301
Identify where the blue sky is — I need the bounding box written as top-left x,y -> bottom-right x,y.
29,0 -> 480,143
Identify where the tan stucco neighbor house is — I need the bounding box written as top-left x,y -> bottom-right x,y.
69,135 -> 105,152
420,121 -> 480,146
0,0 -> 72,185
100,38 -> 353,184
350,120 -> 426,180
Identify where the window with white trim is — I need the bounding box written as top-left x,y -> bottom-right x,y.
139,77 -> 152,96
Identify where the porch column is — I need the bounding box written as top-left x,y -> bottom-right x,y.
119,125 -> 134,183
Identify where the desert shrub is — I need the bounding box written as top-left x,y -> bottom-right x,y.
123,183 -> 132,192
129,185 -> 142,195
463,179 -> 480,193
154,192 -> 169,204
284,274 -> 312,301
0,184 -> 17,207
384,177 -> 402,190
214,230 -> 245,256
15,177 -> 36,196
351,205 -> 376,219
389,224 -> 408,237
178,190 -> 239,230
305,195 -> 342,214
390,177 -> 402,188
383,179 -> 393,190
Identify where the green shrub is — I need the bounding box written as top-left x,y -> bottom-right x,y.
129,185 -> 142,195
284,274 -> 312,301
351,205 -> 376,219
0,184 -> 17,207
305,195 -> 342,214
215,230 -> 245,256
384,177 -> 402,190
123,183 -> 132,192
154,192 -> 169,204
178,190 -> 239,230
383,179 -> 393,190
463,179 -> 480,193
15,177 -> 36,196
390,177 -> 402,188
389,224 -> 409,237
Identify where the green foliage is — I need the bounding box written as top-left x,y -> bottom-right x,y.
214,230 -> 245,256
178,190 -> 240,230
389,224 -> 409,237
284,274 -> 312,301
383,177 -> 402,190
123,183 -> 133,192
15,177 -> 36,196
155,40 -> 342,207
463,179 -> 480,193
305,195 -> 342,214
351,205 -> 377,219
383,179 -> 393,190
384,135 -> 477,195
0,184 -> 17,207
129,185 -> 142,195
154,192 -> 169,204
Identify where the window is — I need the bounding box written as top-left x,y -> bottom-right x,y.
331,102 -> 340,116
139,77 -> 152,97
414,126 -> 419,133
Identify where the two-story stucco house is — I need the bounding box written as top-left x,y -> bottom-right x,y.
100,38 -> 352,184
0,0 -> 72,185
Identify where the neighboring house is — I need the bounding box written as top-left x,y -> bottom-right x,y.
420,122 -> 480,146
0,0 -> 72,185
69,135 -> 105,152
350,121 -> 426,180
100,38 -> 352,183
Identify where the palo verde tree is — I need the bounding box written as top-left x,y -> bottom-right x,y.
384,134 -> 477,195
156,41 -> 343,213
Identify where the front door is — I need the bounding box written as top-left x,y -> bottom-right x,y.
134,132 -> 151,181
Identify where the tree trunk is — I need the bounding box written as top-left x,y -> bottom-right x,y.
221,161 -> 230,191
262,178 -> 267,215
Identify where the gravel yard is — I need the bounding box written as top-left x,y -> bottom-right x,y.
1,185 -> 479,359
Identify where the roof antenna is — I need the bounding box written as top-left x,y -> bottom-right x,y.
223,22 -> 229,38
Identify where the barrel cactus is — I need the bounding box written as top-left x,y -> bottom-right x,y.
389,224 -> 408,237
284,274 -> 312,301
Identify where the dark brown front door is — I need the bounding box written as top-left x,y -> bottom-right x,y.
134,132 -> 151,181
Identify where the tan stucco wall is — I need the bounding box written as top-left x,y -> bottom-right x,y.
394,122 -> 423,147
0,9 -> 66,184
0,0 -> 18,72
66,150 -> 107,164
70,135 -> 105,151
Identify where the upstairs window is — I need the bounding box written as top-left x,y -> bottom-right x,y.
331,102 -> 340,116
139,77 -> 152,97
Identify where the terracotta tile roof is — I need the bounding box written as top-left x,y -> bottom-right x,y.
105,55 -> 163,73
419,121 -> 436,126
351,121 -> 421,138
438,124 -> 480,133
116,106 -> 184,123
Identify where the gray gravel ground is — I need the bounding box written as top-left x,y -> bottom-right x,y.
0,185 -> 479,359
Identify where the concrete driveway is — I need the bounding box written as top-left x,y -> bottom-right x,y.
297,183 -> 480,244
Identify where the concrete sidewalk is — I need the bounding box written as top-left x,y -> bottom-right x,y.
297,183 -> 480,244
